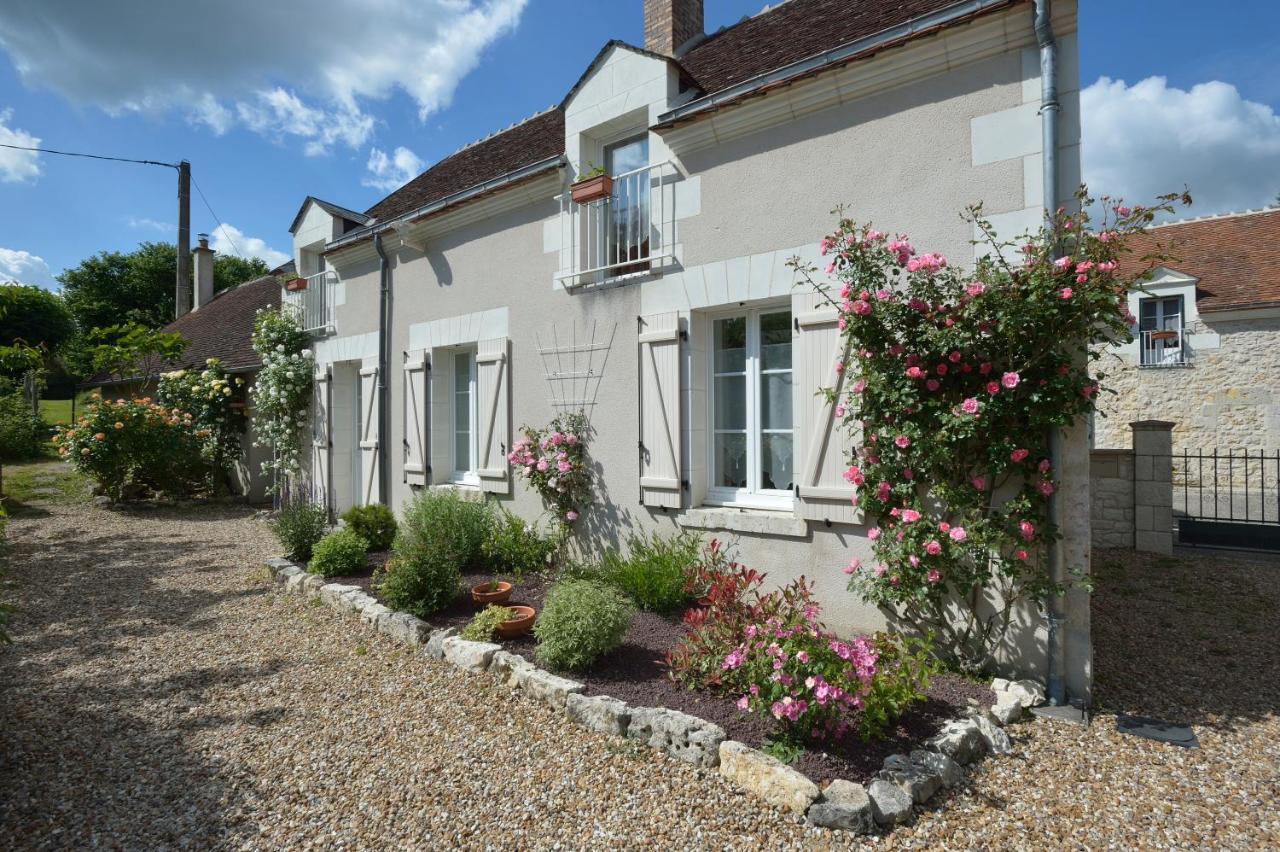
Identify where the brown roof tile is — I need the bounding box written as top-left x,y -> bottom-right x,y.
1121,209 -> 1280,313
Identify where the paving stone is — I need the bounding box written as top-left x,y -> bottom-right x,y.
718,740 -> 820,815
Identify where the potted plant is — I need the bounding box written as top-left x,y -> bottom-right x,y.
1150,329 -> 1179,341
283,274 -> 308,292
497,605 -> 536,639
570,163 -> 612,204
472,579 -> 513,605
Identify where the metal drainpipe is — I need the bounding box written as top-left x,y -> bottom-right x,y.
374,233 -> 391,507
1035,0 -> 1067,708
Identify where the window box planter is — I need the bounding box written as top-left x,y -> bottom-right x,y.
284,277 -> 308,292
1149,330 -> 1179,341
571,174 -> 613,204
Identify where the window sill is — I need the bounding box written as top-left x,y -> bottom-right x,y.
427,482 -> 484,501
676,506 -> 808,538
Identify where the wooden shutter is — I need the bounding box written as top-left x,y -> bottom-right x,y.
311,366 -> 332,513
794,293 -> 859,525
638,311 -> 683,509
359,366 -> 380,505
403,352 -> 428,487
476,337 -> 509,494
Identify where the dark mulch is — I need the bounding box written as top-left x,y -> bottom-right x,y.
323,554 -> 993,785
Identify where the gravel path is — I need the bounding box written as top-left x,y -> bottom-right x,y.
2,473 -> 1277,848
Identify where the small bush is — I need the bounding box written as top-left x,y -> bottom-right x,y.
599,530 -> 698,613
342,503 -> 398,551
308,529 -> 369,578
272,500 -> 329,562
380,491 -> 492,617
483,509 -> 558,579
461,604 -> 516,641
0,393 -> 45,462
534,579 -> 634,671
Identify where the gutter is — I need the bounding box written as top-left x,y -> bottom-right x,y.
655,0 -> 1017,128
373,233 -> 392,507
327,154 -> 566,254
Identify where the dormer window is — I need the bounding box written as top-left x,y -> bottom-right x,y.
1138,295 -> 1185,367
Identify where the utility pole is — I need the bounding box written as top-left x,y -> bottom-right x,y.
176,160 -> 192,319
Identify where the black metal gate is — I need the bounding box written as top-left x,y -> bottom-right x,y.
1174,448 -> 1280,550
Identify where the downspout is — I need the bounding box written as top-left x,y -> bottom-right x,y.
373,233 -> 391,507
1035,0 -> 1067,708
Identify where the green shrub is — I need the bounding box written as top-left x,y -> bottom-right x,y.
599,530 -> 699,613
483,509 -> 558,579
534,579 -> 634,671
308,529 -> 369,578
461,604 -> 517,641
342,503 -> 398,551
0,393 -> 44,462
271,499 -> 329,562
379,491 -> 492,617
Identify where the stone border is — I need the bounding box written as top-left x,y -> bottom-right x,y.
265,557 -> 1044,836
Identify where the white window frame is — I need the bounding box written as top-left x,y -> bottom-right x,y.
705,303 -> 796,511
450,347 -> 479,486
1138,294 -> 1184,367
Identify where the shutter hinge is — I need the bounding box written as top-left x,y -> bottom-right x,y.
681,479 -> 690,491
679,328 -> 688,341
794,316 -> 800,332
794,485 -> 799,496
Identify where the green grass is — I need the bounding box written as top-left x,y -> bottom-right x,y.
1,458 -> 89,513
38,392 -> 95,426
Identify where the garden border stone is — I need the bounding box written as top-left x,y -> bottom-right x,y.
264,556 -> 1035,836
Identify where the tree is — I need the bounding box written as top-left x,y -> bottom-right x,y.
87,323 -> 188,392
214,255 -> 270,293
0,284 -> 76,354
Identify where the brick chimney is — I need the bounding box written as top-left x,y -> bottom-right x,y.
192,233 -> 216,312
644,0 -> 703,56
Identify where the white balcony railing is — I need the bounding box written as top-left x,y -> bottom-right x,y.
1139,328 -> 1187,367
283,270 -> 338,334
557,161 -> 678,285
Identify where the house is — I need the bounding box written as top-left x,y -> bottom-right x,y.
288,0 -> 1090,699
1095,207 -> 1280,452
84,236 -> 284,501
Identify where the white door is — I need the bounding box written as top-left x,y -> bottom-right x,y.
352,371 -> 363,508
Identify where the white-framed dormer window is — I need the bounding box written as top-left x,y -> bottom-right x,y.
707,306 -> 795,509
452,348 -> 479,484
1138,294 -> 1185,367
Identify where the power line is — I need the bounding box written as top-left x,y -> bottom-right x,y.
190,173 -> 244,260
0,141 -> 177,170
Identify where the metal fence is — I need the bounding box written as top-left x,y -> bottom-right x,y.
1173,447 -> 1280,549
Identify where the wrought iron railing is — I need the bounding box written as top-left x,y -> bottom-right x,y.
1139,328 -> 1186,367
557,161 -> 677,285
283,270 -> 337,334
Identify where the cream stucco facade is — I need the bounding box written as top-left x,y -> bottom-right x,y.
294,2 -> 1090,700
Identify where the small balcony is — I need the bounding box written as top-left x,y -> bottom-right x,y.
557,161 -> 677,285
283,270 -> 338,335
1139,328 -> 1187,367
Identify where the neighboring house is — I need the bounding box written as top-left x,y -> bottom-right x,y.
1095,207 -> 1280,451
287,0 -> 1089,696
84,237 -> 284,501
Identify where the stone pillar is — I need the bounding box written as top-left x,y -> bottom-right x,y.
1131,420 -> 1174,554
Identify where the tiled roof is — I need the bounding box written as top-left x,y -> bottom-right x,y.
1122,209 -> 1280,313
85,274 -> 281,385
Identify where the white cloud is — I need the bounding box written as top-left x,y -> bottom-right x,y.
1082,76 -> 1280,219
209,224 -> 291,269
0,109 -> 40,182
363,146 -> 426,192
127,216 -> 174,233
0,247 -> 55,287
0,0 -> 527,154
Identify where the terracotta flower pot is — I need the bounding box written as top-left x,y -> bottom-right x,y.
571,173 -> 613,204
496,605 -> 536,639
1150,330 -> 1179,341
472,581 -> 513,605
284,277 -> 308,292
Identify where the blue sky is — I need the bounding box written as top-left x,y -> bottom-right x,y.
2,0 -> 1279,289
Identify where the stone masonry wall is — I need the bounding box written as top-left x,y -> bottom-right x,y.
1095,316 -> 1280,452
1090,449 -> 1133,548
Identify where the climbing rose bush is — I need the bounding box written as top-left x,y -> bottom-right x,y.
250,306 -> 314,490
508,411 -> 591,527
792,189 -> 1189,669
158,358 -> 246,480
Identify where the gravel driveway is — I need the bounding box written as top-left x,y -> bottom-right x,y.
2,468 -> 1277,848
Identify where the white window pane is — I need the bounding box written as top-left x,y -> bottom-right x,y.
760,433 -> 794,491
760,311 -> 792,370
454,430 -> 470,468
454,394 -> 470,431
760,371 -> 793,430
713,316 -> 747,373
713,374 -> 747,430
714,432 -> 748,489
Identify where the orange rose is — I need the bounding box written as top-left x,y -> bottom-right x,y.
93,432 -> 106,441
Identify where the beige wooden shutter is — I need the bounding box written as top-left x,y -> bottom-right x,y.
794,293 -> 859,525
311,366 -> 332,513
476,337 -> 510,494
639,311 -> 683,509
358,365 -> 380,505
403,352 -> 427,487
428,350 -> 452,485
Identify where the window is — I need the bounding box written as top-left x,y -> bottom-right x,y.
452,349 -> 478,482
604,135 -> 650,272
1138,295 -> 1185,366
708,307 -> 794,508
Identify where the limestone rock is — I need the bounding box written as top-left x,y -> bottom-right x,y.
627,706 -> 725,768
514,667 -> 584,710
924,719 -> 987,765
718,741 -> 820,815
359,603 -> 393,627
973,712 -> 1013,755
1005,679 -> 1046,708
380,612 -> 430,646
284,572 -> 308,594
565,693 -> 631,737
319,583 -> 360,607
264,557 -> 295,577
992,697 -> 1024,725
867,778 -> 912,826
489,649 -> 533,685
425,627 -> 459,660
442,637 -> 500,673
807,780 -> 874,833
909,749 -> 963,787
301,575 -> 326,595
879,753 -> 942,804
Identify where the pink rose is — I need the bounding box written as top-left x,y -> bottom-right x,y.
949,527 -> 967,542
566,510 -> 579,521
844,557 -> 862,575
868,527 -> 881,541
925,540 -> 942,555
1001,372 -> 1020,389
1060,287 -> 1074,299
926,379 -> 940,391
1019,520 -> 1036,541
1038,481 -> 1055,496
1011,448 -> 1030,462
894,435 -> 910,449
927,569 -> 941,583
901,509 -> 921,523
961,397 -> 980,415
1053,256 -> 1074,270
971,476 -> 986,491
